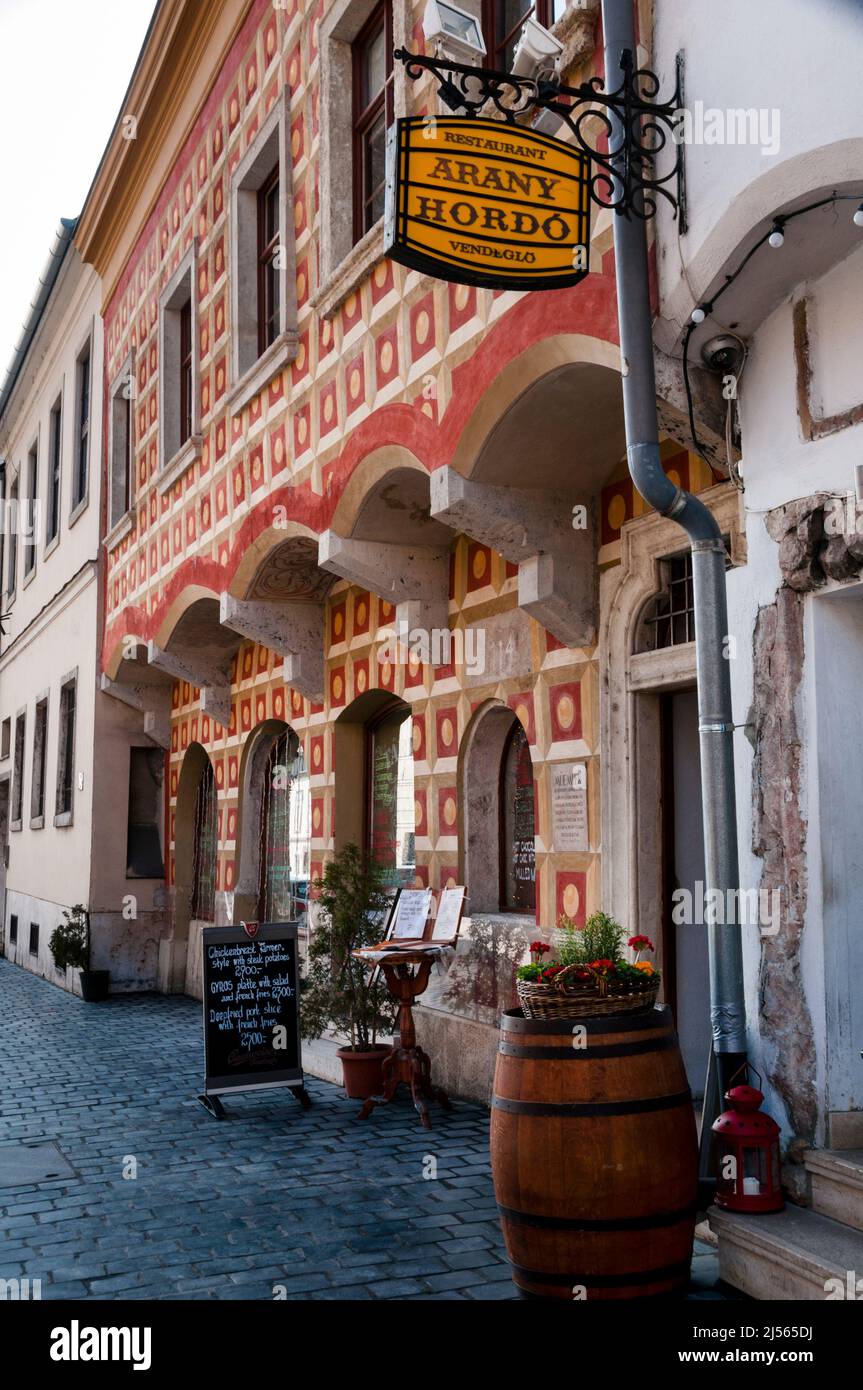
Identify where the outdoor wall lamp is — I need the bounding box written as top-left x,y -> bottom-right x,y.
510,15 -> 564,80
421,1 -> 486,67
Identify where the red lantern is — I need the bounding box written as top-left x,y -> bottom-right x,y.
712,1070 -> 784,1214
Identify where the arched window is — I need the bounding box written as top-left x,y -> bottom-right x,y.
367,699 -> 415,884
191,759 -> 217,921
500,720 -> 536,912
257,729 -> 310,924
461,703 -> 535,915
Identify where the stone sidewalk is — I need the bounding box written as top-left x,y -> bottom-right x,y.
0,960 -> 727,1300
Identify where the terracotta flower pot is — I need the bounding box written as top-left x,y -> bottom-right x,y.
337,1044 -> 390,1099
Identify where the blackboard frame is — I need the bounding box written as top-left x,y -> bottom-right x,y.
201,923 -> 304,1099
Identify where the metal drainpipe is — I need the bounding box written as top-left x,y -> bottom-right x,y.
600,0 -> 747,1105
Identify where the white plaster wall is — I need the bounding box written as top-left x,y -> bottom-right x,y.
652,0 -> 863,328
737,242 -> 863,513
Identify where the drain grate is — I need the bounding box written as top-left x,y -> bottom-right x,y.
0,1141 -> 76,1187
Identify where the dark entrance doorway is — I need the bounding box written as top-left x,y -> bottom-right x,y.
661,688 -> 711,1099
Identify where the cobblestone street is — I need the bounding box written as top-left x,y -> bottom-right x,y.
0,961 -> 725,1301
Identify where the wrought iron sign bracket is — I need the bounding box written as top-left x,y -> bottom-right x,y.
394,46 -> 684,222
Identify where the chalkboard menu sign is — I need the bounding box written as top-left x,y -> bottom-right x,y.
200,924 -> 305,1110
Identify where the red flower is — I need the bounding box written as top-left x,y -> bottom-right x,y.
628,935 -> 654,951
589,958 -> 616,975
542,965 -> 565,980
529,941 -> 550,955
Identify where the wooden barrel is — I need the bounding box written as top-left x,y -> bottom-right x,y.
490,1005 -> 698,1300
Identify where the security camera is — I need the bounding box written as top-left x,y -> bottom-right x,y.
422,0 -> 486,65
511,16 -> 564,80
701,333 -> 746,377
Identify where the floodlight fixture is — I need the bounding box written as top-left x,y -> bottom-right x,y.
422,1 -> 487,65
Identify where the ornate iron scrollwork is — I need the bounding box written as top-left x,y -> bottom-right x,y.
393,46 -> 684,221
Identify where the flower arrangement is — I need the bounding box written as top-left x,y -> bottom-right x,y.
515,913 -> 661,1019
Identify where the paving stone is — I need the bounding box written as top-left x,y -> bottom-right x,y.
0,960 -> 730,1303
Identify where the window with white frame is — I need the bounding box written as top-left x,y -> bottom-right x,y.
11,709 -> 25,829
158,243 -> 200,474
30,695 -> 48,827
72,338 -> 91,514
46,396 -> 62,548
108,357 -> 134,530
6,475 -> 19,598
23,441 -> 37,579
229,91 -> 296,397
55,672 -> 77,824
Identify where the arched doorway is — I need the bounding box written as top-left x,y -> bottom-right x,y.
173,742 -> 217,999
335,690 -> 416,886
459,701 -> 536,915
235,720 -> 310,927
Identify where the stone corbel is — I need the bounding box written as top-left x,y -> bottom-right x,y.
654,346 -> 736,477
219,593 -> 325,703
146,642 -> 232,728
430,467 -> 596,648
99,674 -> 172,750
318,530 -> 450,635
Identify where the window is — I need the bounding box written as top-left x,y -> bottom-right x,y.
636,543 -> 731,653
1,719 -> 10,760
257,729 -> 310,923
126,747 -> 165,879
352,2 -> 394,242
29,922 -> 39,957
7,477 -> 18,596
159,247 -> 199,475
24,443 -> 37,578
72,341 -> 91,511
366,700 -> 416,885
482,2 -> 566,71
462,703 -> 536,914
47,398 -> 62,547
258,167 -> 281,355
0,464 -> 5,601
55,676 -> 76,822
179,299 -> 193,446
12,711 -> 25,827
8,914 -> 17,946
229,93 -> 294,394
500,720 -> 535,912
108,368 -> 133,529
191,759 -> 217,921
31,697 -> 48,825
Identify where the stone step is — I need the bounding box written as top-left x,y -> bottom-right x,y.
709,1203 -> 863,1300
805,1148 -> 863,1233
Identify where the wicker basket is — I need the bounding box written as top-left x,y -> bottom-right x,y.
516,963 -> 660,1021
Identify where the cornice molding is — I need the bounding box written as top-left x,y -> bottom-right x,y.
76,0 -> 254,312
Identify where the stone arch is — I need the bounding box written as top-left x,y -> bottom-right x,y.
329,446 -> 432,540
152,585 -> 222,651
458,698 -> 536,917
448,333 -> 624,489
227,519 -> 326,601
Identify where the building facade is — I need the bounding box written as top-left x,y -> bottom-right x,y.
0,226 -> 166,992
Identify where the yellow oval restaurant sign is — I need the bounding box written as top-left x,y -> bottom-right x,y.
384,116 -> 590,292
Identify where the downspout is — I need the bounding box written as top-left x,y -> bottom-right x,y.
600,0 -> 747,1102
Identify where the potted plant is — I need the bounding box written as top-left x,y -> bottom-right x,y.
515,911 -> 660,1019
300,844 -> 397,1098
49,905 -> 110,1002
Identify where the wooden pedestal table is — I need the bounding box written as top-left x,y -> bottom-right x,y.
353,946 -> 452,1129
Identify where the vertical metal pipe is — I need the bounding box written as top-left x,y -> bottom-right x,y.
600,0 -> 746,1094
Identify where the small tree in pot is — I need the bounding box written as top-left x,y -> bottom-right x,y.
49,905 -> 110,1002
301,844 -> 397,1098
